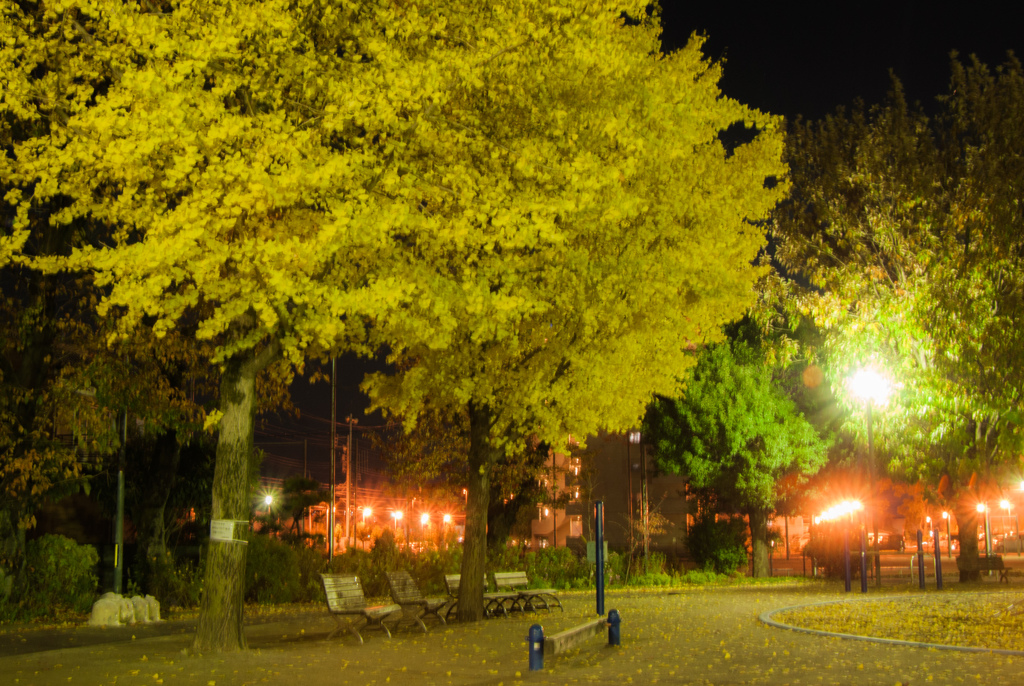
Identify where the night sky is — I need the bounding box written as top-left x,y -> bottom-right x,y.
256,2 -> 1024,476
659,1 -> 1024,121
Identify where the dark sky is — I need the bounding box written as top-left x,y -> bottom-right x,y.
258,3 -> 1024,476
658,1 -> 1024,121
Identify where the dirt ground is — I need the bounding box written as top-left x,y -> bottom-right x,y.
2,581 -> 1022,685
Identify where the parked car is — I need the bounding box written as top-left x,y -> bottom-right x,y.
869,532 -> 906,552
995,537 -> 1024,553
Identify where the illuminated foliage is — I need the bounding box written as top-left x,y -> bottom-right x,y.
773,56 -> 1024,576
644,338 -> 828,576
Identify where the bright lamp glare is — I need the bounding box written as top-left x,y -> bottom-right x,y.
443,514 -> 452,524
420,513 -> 429,525
394,510 -> 403,521
977,503 -> 986,513
1001,499 -> 1011,510
363,507 -> 372,518
850,368 -> 892,405
264,495 -> 273,505
816,500 -> 864,523
942,511 -> 949,519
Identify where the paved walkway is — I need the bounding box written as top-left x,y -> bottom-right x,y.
2,582 -> 1021,685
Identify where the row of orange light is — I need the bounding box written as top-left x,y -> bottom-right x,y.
361,507 -> 453,526
813,500 -> 863,525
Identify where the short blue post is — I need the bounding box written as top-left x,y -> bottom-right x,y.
917,529 -> 926,589
859,527 -> 868,593
595,501 -> 605,616
843,527 -> 851,592
607,609 -> 621,646
528,624 -> 544,671
933,527 -> 943,590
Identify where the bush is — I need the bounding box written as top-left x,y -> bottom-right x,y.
523,547 -> 591,590
294,543 -> 327,602
244,533 -> 301,604
146,555 -> 204,609
25,534 -> 99,613
687,517 -> 748,574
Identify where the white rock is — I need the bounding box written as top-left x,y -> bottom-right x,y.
131,595 -> 149,623
119,596 -> 135,625
88,597 -> 121,627
145,595 -> 161,622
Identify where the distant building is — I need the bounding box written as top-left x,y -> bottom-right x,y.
527,432 -> 690,558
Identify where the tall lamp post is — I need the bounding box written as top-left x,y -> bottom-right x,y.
850,367 -> 892,588
1000,499 -> 1019,557
977,502 -> 992,560
942,511 -> 952,559
627,431 -> 641,554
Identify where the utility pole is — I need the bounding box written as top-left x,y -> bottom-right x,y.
641,440 -> 649,566
114,409 -> 127,594
551,450 -> 557,547
329,358 -> 336,561
346,416 -> 357,545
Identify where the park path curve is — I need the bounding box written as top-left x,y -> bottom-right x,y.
1,584 -> 1020,685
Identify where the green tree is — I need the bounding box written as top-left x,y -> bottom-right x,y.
644,339 -> 828,577
772,56 -> 1024,579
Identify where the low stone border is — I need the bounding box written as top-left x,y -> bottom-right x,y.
758,595 -> 1024,656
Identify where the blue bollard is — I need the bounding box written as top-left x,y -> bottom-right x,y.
607,609 -> 621,646
917,529 -> 926,589
843,528 -> 851,592
859,528 -> 868,593
933,527 -> 943,590
528,624 -> 544,671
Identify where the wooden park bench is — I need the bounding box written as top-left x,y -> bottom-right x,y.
385,570 -> 451,632
956,555 -> 1009,583
493,571 -> 563,612
444,573 -> 518,619
320,574 -> 401,643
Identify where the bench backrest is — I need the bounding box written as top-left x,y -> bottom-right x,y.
493,571 -> 530,590
445,574 -> 490,596
321,574 -> 368,613
386,570 -> 426,604
444,574 -> 461,596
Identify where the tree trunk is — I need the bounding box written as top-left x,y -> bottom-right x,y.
956,502 -> 981,583
457,401 -> 498,623
191,356 -> 259,653
748,508 -> 771,577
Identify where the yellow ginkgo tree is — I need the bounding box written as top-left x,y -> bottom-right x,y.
361,5 -> 788,619
3,0 -> 787,644
0,0 -> 517,651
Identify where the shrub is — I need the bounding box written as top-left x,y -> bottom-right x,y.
803,523 -> 859,579
687,517 -> 748,574
146,555 -> 204,609
25,534 -> 99,613
523,547 -> 591,589
293,543 -> 327,602
244,533 -> 301,604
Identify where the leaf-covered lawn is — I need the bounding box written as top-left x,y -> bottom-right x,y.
775,592 -> 1024,651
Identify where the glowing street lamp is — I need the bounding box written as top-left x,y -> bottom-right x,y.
362,507 -> 372,522
443,513 -> 452,524
850,367 -> 892,587
420,513 -> 430,526
392,510 -> 403,533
